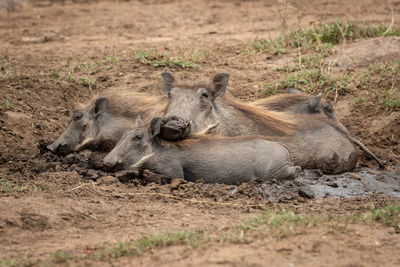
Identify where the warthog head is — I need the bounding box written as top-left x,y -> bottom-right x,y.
47,98 -> 110,155
285,89 -> 339,122
160,72 -> 229,139
102,117 -> 162,170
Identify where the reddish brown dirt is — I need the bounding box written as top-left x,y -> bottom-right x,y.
125,223 -> 400,267
1,0 -> 400,265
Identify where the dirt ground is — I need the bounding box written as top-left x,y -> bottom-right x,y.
1,0 -> 400,266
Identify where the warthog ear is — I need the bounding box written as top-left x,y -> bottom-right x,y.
149,117 -> 163,138
94,97 -> 109,115
308,92 -> 323,112
211,73 -> 230,97
161,72 -> 176,94
135,116 -> 143,127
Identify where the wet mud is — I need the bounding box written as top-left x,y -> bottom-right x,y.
255,168 -> 400,202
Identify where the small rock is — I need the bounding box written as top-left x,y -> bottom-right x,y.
348,173 -> 361,180
86,169 -> 99,180
78,150 -> 93,161
298,186 -> 315,199
113,194 -> 124,199
55,164 -> 63,172
326,181 -> 339,188
89,199 -> 104,204
115,169 -> 138,180
170,178 -> 186,191
21,36 -> 46,44
21,33 -> 59,44
36,122 -> 49,131
86,245 -> 97,251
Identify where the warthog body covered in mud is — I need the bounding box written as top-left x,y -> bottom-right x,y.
254,90 -> 337,119
159,72 -> 360,174
253,90 -> 384,167
103,118 -> 301,184
47,90 -> 167,155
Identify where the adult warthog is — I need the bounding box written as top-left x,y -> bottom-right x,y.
159,72 -> 359,174
253,90 -> 383,167
103,118 -> 301,184
47,89 -> 167,155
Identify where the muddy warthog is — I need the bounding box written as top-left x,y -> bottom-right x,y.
159,72 -> 360,174
103,118 -> 301,184
253,91 -> 384,168
47,90 -> 167,155
254,90 -> 337,118
253,91 -> 384,167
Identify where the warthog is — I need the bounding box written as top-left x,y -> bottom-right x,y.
254,91 -> 384,167
159,72 -> 359,174
103,118 -> 301,184
47,89 -> 167,155
254,90 -> 336,119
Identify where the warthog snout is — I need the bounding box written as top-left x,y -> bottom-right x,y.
103,155 -> 124,172
47,141 -> 72,156
159,116 -> 193,141
46,143 -> 57,153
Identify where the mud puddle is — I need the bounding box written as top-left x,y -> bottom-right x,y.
300,168 -> 400,198
254,168 -> 400,202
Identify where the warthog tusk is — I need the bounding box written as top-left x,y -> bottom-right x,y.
74,137 -> 96,152
347,136 -> 385,168
197,123 -> 219,135
130,153 -> 154,170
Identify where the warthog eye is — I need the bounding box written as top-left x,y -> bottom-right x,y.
132,131 -> 143,141
201,93 -> 209,99
73,111 -> 83,121
325,105 -> 333,113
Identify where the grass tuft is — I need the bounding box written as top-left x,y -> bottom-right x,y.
262,84 -> 280,96
0,259 -> 17,267
263,68 -> 351,95
361,204 -> 400,226
51,251 -> 73,264
239,210 -> 318,238
357,61 -> 400,109
0,257 -> 36,267
49,69 -> 60,79
81,77 -> 96,92
383,90 -> 400,109
253,21 -> 400,54
0,178 -> 15,192
0,178 -> 30,193
3,99 -> 14,110
108,231 -> 200,258
0,58 -> 14,81
354,97 -> 367,104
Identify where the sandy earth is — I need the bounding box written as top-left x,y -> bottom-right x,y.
0,0 -> 400,266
